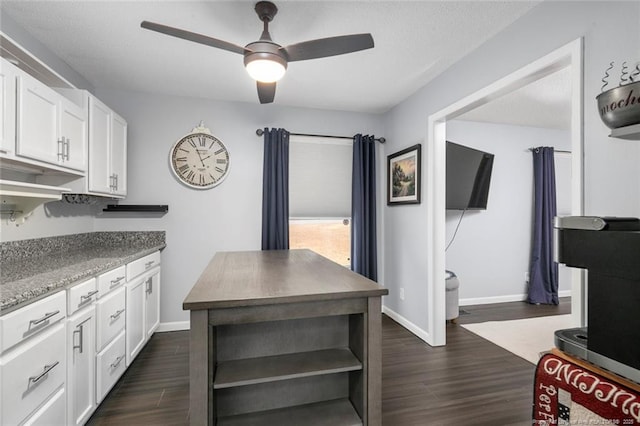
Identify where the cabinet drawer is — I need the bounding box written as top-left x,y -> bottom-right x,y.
96,330 -> 126,403
96,265 -> 126,298
67,278 -> 97,315
0,290 -> 66,353
95,286 -> 125,351
126,251 -> 160,281
22,387 -> 66,426
0,322 -> 66,426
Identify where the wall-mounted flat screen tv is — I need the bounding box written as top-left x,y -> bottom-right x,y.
446,141 -> 494,210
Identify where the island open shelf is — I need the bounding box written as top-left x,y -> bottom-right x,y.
183,249 -> 388,425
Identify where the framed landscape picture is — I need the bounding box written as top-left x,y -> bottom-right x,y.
387,144 -> 421,205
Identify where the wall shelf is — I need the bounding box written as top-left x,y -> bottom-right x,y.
610,123 -> 640,140
0,180 -> 70,223
102,205 -> 168,213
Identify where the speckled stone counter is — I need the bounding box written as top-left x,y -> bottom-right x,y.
1,231 -> 166,314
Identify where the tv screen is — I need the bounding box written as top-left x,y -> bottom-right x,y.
446,141 -> 494,210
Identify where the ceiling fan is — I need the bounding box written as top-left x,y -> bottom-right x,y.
141,1 -> 374,104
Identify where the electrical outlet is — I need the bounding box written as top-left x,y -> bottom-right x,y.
400,288 -> 405,300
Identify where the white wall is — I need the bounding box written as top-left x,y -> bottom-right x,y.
381,1 -> 640,336
444,120 -> 571,303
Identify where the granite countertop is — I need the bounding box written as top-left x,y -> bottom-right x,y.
1,231 -> 166,314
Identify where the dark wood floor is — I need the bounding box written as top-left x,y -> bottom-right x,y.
88,298 -> 570,425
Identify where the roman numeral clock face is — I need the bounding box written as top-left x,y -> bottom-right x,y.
170,132 -> 230,189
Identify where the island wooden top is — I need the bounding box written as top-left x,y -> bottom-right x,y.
183,249 -> 388,311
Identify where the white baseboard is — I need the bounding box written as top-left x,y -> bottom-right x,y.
382,305 -> 431,344
157,321 -> 190,332
460,289 -> 571,306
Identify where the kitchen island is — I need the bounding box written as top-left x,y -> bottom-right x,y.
183,249 -> 388,426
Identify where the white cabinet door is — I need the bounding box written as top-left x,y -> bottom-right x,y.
59,96 -> 87,172
88,95 -> 127,197
95,286 -> 126,352
0,322 -> 66,426
16,71 -> 60,165
125,274 -> 146,365
88,96 -> 112,194
96,330 -> 126,404
0,57 -> 17,154
67,306 -> 95,426
145,269 -> 160,340
111,112 -> 127,196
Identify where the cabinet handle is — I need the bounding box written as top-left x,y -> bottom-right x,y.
64,137 -> 70,161
110,308 -> 125,320
144,260 -> 155,269
29,310 -> 60,326
57,138 -> 65,160
145,277 -> 153,294
73,324 -> 84,353
114,173 -> 118,191
79,290 -> 99,306
28,361 -> 60,384
110,355 -> 124,369
110,276 -> 125,287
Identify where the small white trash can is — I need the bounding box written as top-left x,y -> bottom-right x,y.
445,270 -> 460,322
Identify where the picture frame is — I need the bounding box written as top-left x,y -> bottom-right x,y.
387,144 -> 421,205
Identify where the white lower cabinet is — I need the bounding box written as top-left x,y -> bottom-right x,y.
95,286 -> 126,351
145,269 -> 161,340
96,330 -> 126,403
23,387 -> 67,426
67,306 -> 95,426
0,250 -> 162,425
125,274 -> 146,365
0,322 -> 67,426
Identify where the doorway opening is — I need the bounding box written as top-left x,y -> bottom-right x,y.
425,38 -> 584,346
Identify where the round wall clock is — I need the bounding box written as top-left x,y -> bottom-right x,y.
169,122 -> 230,189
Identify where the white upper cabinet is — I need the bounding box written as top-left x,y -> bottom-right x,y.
14,67 -> 87,172
111,112 -> 127,197
0,57 -> 17,154
88,95 -> 127,197
88,96 -> 111,194
16,71 -> 59,163
59,96 -> 87,171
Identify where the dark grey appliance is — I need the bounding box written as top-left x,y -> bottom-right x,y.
554,216 -> 640,383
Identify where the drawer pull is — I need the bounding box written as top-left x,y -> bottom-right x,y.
144,260 -> 155,269
110,276 -> 125,287
110,355 -> 125,369
29,361 -> 60,384
110,309 -> 125,320
29,310 -> 60,326
79,290 -> 99,306
73,324 -> 84,353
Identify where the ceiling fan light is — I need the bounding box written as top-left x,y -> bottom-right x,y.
246,59 -> 286,83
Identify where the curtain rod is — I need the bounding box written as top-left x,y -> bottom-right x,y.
255,128 -> 386,143
528,148 -> 571,154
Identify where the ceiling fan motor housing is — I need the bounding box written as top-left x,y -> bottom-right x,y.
244,40 -> 288,69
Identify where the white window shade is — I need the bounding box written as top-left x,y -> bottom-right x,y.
289,135 -> 353,218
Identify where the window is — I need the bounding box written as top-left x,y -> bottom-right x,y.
288,135 -> 352,266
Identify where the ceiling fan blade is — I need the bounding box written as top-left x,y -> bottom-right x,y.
141,21 -> 248,55
257,81 -> 276,104
282,33 -> 374,62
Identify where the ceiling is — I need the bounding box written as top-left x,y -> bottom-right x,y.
0,0 -> 570,128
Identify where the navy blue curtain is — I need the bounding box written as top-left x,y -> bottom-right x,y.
527,147 -> 559,304
261,128 -> 290,250
351,134 -> 377,281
